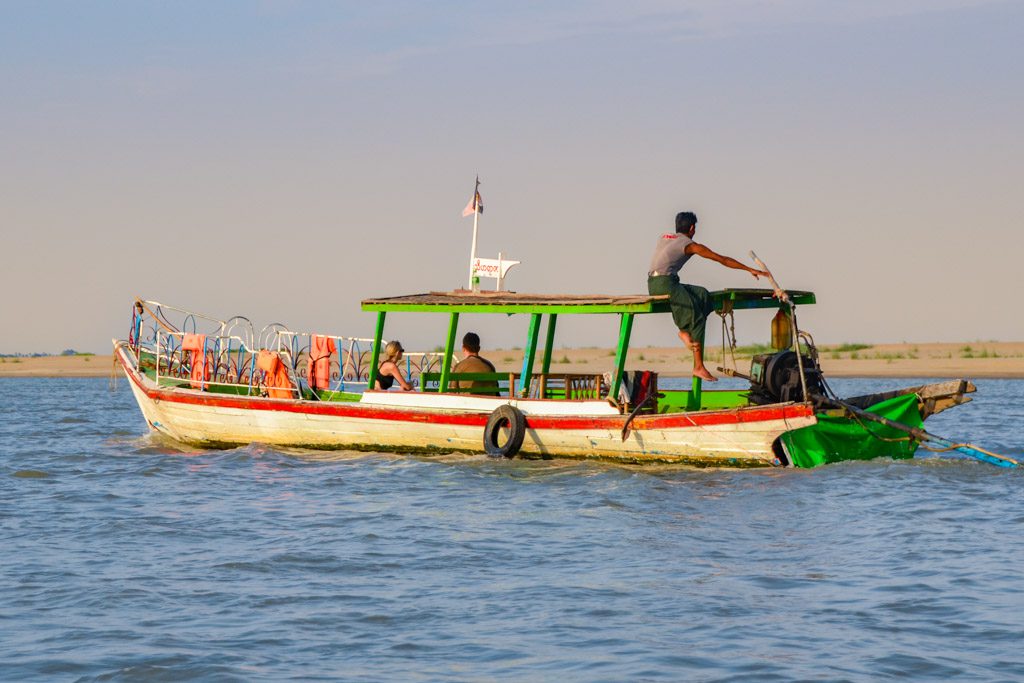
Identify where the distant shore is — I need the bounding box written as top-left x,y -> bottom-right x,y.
3,341 -> 1023,379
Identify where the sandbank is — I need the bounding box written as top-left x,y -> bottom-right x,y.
2,342 -> 1022,379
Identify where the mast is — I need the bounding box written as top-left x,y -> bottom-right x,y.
465,176 -> 482,290
467,208 -> 479,289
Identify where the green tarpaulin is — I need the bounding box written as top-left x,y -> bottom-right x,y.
782,393 -> 924,469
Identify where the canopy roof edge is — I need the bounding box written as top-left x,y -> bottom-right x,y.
360,289 -> 814,315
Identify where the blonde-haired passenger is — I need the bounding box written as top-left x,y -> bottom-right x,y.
375,341 -> 413,391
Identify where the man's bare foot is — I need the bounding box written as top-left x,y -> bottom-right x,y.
693,367 -> 717,381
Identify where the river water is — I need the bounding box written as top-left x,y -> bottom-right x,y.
2,377 -> 1023,681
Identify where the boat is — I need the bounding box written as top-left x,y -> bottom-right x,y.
112,287 -> 995,468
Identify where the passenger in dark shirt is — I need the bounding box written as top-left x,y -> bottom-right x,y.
451,332 -> 499,395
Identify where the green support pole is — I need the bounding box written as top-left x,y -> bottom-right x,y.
687,376 -> 703,411
518,313 -> 542,397
540,314 -> 557,375
366,311 -> 386,390
609,313 -> 634,402
438,312 -> 460,393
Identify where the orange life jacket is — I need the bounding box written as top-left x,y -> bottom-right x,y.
306,335 -> 336,390
181,333 -> 211,389
257,350 -> 294,399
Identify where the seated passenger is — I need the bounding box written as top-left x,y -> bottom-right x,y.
376,341 -> 413,391
452,332 -> 499,395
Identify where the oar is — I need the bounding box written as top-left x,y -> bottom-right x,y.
745,255 -> 1014,469
717,367 -> 1017,467
749,251 -> 790,305
749,251 -> 808,401
819,395 -> 1019,468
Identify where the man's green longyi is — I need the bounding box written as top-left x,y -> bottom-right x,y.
647,274 -> 715,346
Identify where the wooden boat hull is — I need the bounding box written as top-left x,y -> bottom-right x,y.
117,344 -> 816,467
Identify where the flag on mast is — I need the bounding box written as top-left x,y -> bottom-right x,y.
462,176 -> 483,217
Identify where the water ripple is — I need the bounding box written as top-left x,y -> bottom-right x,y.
1,377 -> 1023,680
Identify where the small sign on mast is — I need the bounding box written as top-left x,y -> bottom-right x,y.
473,252 -> 521,292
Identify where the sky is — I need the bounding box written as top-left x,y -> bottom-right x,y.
1,0 -> 1022,353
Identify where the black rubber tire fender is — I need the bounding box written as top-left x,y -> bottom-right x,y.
483,404 -> 526,457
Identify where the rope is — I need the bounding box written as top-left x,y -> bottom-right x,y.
920,442 -> 967,453
135,298 -> 177,334
108,345 -> 121,392
839,401 -> 1018,465
716,304 -> 737,372
847,409 -> 914,444
918,441 -> 1019,464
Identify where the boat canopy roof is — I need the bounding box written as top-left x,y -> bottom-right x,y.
361,288 -> 815,315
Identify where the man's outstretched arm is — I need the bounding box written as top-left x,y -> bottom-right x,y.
687,243 -> 769,279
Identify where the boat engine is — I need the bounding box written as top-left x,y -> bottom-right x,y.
746,350 -> 825,405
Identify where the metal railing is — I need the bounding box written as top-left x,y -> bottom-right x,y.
151,330 -> 300,397
268,329 -> 454,391
128,302 -> 452,396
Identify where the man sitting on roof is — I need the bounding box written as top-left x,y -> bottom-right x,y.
648,211 -> 768,382
452,332 -> 500,395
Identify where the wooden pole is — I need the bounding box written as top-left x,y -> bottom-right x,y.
750,251 -> 807,401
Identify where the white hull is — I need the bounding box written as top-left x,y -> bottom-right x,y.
118,345 -> 817,467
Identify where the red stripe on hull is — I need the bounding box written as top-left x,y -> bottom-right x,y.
118,349 -> 813,431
